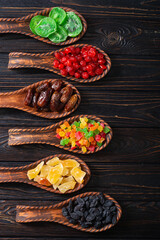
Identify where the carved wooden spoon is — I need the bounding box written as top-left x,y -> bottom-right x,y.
0,7 -> 87,45
8,44 -> 111,83
0,154 -> 90,194
8,115 -> 113,154
16,191 -> 122,232
0,79 -> 81,119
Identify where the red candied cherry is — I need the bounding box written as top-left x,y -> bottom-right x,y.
88,71 -> 96,77
88,145 -> 95,152
70,46 -> 76,54
69,70 -> 75,76
73,62 -> 80,70
90,63 -> 97,70
100,64 -> 107,70
61,56 -> 68,63
82,51 -> 88,58
76,55 -> 83,62
82,66 -> 87,71
70,56 -> 77,62
98,59 -> 106,64
58,63 -> 64,70
54,52 -> 61,60
53,60 -> 59,68
88,47 -> 97,57
66,66 -> 74,73
95,134 -> 101,142
95,67 -> 103,75
60,69 -> 68,76
82,72 -> 89,79
81,46 -> 88,53
60,51 -> 65,57
66,59 -> 72,66
98,53 -> 104,59
80,60 -> 86,67
65,47 -> 72,54
92,56 -> 98,62
86,65 -> 93,72
75,72 -> 81,78
75,47 -> 81,54
85,56 -> 92,62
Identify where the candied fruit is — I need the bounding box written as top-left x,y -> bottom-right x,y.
71,167 -> 86,184
27,161 -> 44,180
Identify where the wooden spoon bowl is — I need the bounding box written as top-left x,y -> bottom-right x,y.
8,44 -> 111,83
16,191 -> 122,232
8,115 -> 113,154
0,154 -> 90,194
0,79 -> 81,119
0,7 -> 87,45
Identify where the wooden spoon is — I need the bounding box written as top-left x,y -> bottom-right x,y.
8,115 -> 113,154
16,191 -> 122,232
0,7 -> 87,46
0,79 -> 81,119
0,154 -> 90,194
8,44 -> 111,83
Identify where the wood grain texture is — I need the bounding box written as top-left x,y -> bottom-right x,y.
0,0 -> 160,239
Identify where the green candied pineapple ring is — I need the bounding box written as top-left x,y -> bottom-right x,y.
49,7 -> 67,25
35,17 -> 57,38
62,12 -> 83,37
29,15 -> 45,35
48,25 -> 68,43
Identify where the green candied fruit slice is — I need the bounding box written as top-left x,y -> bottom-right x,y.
60,138 -> 69,146
29,15 -> 45,35
88,119 -> 96,125
62,12 -> 83,37
48,25 -> 67,43
72,121 -> 80,127
103,126 -> 110,134
85,131 -> 94,139
94,129 -> 100,135
81,127 -> 88,133
49,7 -> 67,25
97,142 -> 103,147
35,17 -> 57,38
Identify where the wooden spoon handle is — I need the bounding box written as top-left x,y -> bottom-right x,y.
0,18 -> 28,33
16,205 -> 62,223
0,167 -> 27,183
8,126 -> 57,146
8,52 -> 55,71
0,92 -> 22,108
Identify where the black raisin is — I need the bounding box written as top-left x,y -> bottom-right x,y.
70,213 -> 80,220
69,218 -> 78,224
90,199 -> 98,208
77,197 -> 85,205
94,221 -> 102,229
104,200 -> 113,207
106,215 -> 112,224
112,215 -> 117,225
86,214 -> 95,222
110,206 -> 116,212
62,207 -> 68,217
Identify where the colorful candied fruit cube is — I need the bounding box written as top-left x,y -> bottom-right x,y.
98,125 -> 103,132
81,146 -> 87,153
75,131 -> 83,140
59,131 -> 65,137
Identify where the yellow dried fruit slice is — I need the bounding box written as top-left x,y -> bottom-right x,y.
53,177 -> 63,190
39,165 -> 51,178
62,167 -> 69,176
71,167 -> 86,184
46,163 -> 63,184
61,176 -> 74,184
27,161 -> 44,180
61,159 -> 80,168
58,181 -> 76,193
46,157 -> 61,166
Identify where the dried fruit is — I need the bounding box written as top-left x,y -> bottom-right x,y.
27,161 -> 44,180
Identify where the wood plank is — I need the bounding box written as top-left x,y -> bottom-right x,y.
0,162 -> 159,201
0,200 -> 159,238
0,128 -> 159,164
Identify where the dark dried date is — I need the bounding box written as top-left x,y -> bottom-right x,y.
37,88 -> 52,108
24,88 -> 34,106
36,82 -> 50,93
50,91 -> 61,112
32,92 -> 39,108
51,79 -> 63,92
64,94 -> 78,112
60,86 -> 73,104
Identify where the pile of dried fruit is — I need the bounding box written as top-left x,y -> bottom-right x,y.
24,80 -> 78,112
53,45 -> 107,79
62,193 -> 118,229
56,117 -> 110,153
27,157 -> 86,193
30,7 -> 83,43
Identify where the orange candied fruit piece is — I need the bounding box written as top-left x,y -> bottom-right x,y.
56,128 -> 61,134
94,122 -> 99,129
64,121 -> 70,128
89,137 -> 94,143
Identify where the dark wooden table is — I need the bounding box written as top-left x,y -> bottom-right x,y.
0,0 -> 160,239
